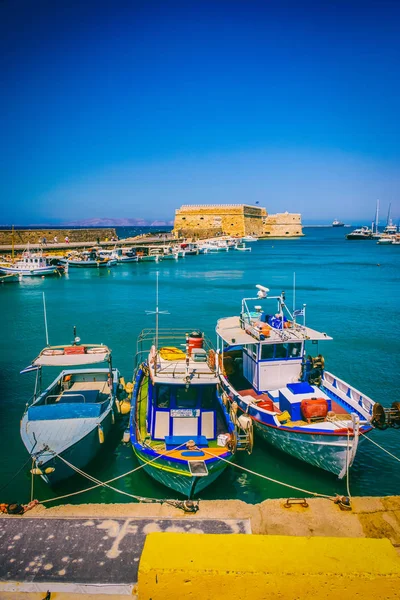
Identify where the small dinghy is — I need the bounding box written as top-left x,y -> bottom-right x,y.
20,333 -> 121,484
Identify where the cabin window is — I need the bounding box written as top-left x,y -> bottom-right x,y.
261,344 -> 275,360
248,344 -> 257,359
275,344 -> 288,359
288,343 -> 301,357
201,385 -> 214,409
176,386 -> 197,408
156,385 -> 171,408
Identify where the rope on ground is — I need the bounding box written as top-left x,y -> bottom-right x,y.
202,449 -> 335,500
361,432 -> 400,463
38,442 -> 189,505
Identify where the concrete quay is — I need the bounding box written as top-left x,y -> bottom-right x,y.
0,495 -> 399,599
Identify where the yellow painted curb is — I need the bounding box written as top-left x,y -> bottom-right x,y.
138,533 -> 400,599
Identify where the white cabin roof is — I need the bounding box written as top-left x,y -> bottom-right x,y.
149,352 -> 218,385
33,345 -> 111,367
216,316 -> 332,345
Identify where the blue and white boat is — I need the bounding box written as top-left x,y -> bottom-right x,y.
0,250 -> 64,277
20,338 -> 121,485
216,285 -> 376,478
130,328 -> 241,497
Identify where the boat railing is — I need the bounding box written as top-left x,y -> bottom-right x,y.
134,328 -> 216,373
322,371 -> 374,418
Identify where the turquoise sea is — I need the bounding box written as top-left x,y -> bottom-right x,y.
1,227 -> 399,506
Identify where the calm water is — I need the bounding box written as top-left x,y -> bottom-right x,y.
1,227 -> 399,505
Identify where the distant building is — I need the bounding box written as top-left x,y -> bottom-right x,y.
173,204 -> 303,238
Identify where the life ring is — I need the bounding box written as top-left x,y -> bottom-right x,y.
42,349 -> 64,356
87,347 -> 106,354
207,349 -> 216,370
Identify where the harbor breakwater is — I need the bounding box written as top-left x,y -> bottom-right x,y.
0,227 -> 117,246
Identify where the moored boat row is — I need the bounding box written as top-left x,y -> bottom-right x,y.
18,282 -> 399,499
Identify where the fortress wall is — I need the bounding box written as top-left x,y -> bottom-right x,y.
173,204 -> 267,238
263,213 -> 303,237
0,228 -> 117,245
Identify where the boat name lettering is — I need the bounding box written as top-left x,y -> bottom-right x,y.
170,409 -> 200,418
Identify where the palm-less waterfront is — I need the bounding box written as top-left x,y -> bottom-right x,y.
1,227 -> 399,505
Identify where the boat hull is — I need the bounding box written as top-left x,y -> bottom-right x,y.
132,443 -> 232,497
252,419 -> 356,478
63,260 -> 112,268
0,266 -> 61,277
27,407 -> 115,485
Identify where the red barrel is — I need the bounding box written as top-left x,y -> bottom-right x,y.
188,331 -> 203,355
301,398 -> 328,421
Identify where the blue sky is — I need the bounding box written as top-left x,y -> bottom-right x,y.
1,0 -> 399,224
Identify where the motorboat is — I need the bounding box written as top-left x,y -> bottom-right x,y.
215,284 -> 380,479
0,249 -> 65,277
60,250 -> 116,268
377,237 -> 394,245
332,220 -> 345,227
345,227 -> 373,240
242,235 -> 258,242
0,273 -> 21,284
129,328 -> 242,497
99,248 -> 138,263
20,335 -> 121,485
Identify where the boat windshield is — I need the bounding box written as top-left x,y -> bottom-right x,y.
261,342 -> 302,360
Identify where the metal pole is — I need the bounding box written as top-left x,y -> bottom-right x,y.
293,272 -> 296,314
43,292 -> 49,346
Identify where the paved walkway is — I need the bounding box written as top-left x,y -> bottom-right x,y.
0,517 -> 250,596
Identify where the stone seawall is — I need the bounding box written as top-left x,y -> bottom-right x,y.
0,228 -> 117,245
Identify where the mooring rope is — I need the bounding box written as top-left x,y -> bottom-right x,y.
360,432 -> 400,463
39,442 -> 188,505
201,448 -> 335,500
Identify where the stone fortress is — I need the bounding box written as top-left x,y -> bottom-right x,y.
173,204 -> 303,239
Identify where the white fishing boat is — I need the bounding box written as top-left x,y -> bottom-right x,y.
234,243 -> 251,252
242,235 -> 258,242
20,330 -> 121,485
215,284 -> 384,479
0,249 -> 64,277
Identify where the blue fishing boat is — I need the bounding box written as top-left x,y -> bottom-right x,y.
216,284 -> 377,479
20,336 -> 121,485
130,328 -> 243,497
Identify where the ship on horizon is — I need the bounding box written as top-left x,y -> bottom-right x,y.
332,219 -> 345,227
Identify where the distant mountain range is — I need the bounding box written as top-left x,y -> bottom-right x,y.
64,218 -> 174,227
